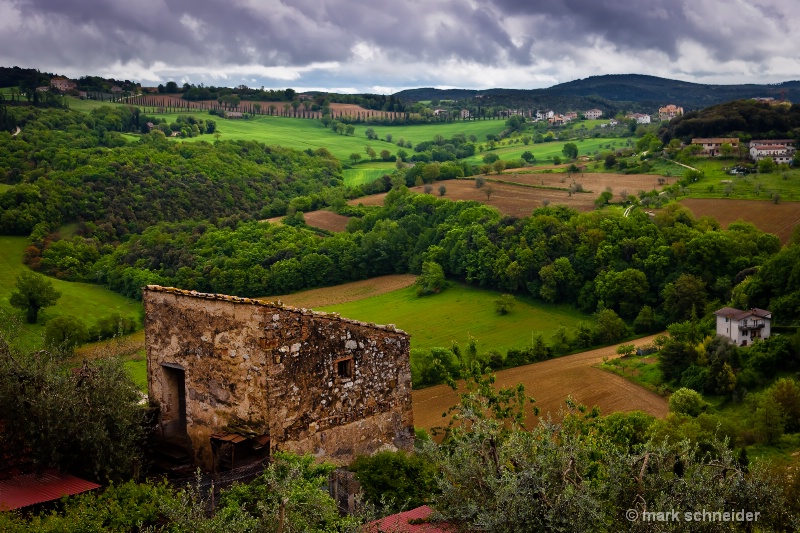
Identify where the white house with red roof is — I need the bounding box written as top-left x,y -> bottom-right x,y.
714,307 -> 772,346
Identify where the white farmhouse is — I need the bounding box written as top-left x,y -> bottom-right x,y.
584,109 -> 603,120
714,307 -> 772,346
749,142 -> 796,165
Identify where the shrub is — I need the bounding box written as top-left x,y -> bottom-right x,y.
668,387 -> 708,417
351,451 -> 438,512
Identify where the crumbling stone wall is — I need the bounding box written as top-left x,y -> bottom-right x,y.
143,286 -> 414,469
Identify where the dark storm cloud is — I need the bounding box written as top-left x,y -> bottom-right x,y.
0,0 -> 796,89
0,0 -> 533,70
484,0 -> 787,63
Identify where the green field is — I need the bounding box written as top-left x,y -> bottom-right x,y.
462,137 -> 613,166
319,283 -> 593,352
343,162 -> 398,187
124,356 -> 148,392
65,96 -> 120,112
0,236 -> 142,348
684,158 -> 800,201
65,98 -> 508,163
365,120 -> 505,145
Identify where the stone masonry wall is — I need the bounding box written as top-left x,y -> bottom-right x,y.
143,286 -> 414,469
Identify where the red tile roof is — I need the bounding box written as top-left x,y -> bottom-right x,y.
0,469 -> 101,510
364,505 -> 454,532
714,307 -> 772,321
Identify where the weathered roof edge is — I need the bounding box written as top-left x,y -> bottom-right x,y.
143,285 -> 408,336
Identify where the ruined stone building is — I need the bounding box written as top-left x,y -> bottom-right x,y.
143,286 -> 414,471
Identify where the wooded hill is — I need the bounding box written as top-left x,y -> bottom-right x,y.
394,74 -> 800,115
658,99 -> 800,142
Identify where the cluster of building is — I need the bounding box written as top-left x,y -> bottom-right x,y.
690,137 -> 797,163
36,76 -> 122,97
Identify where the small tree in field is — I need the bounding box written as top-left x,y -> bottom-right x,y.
416,261 -> 447,296
494,294 -> 516,315
475,176 -> 486,188
616,343 -> 635,357
484,186 -> 494,201
10,271 -> 62,323
349,152 -> 361,165
438,184 -> 447,196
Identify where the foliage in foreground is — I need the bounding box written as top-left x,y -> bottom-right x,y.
418,369 -> 798,532
0,330 -> 146,482
0,454 -> 363,533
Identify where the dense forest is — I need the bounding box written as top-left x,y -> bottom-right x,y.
659,100 -> 800,142
0,106 -> 344,240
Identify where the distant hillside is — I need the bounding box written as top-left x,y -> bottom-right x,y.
394,74 -> 800,114
658,99 -> 800,142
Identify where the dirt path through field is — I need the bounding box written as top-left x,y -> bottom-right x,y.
268,274 -> 417,308
412,334 -> 668,432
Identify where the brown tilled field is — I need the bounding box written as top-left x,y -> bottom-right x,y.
412,334 -> 669,433
262,210 -> 351,232
494,171 -> 675,194
302,210 -> 351,232
680,198 -> 800,244
349,173 -> 671,217
349,179 -> 597,216
268,274 -> 417,308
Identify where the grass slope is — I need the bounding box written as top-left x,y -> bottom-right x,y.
343,163 -> 398,187
462,137 -> 614,166
0,236 -> 142,348
684,158 -> 800,201
66,98 -> 508,163
320,282 -> 592,352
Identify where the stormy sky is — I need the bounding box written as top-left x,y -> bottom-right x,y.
1,0 -> 797,93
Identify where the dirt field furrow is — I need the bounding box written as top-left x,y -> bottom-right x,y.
268,274 -> 417,308
680,198 -> 800,244
412,334 -> 668,431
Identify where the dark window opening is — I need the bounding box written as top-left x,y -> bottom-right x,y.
337,358 -> 353,379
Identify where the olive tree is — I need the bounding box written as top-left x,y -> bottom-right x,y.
9,271 -> 62,323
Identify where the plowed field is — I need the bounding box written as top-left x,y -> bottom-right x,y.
269,274 -> 417,308
680,198 -> 800,244
412,334 -> 668,432
303,210 -> 351,232
349,173 -> 671,217
350,180 -> 596,216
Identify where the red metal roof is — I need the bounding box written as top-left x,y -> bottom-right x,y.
0,469 -> 101,511
364,505 -> 454,532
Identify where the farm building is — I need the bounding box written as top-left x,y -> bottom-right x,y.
49,77 -> 76,91
628,113 -> 651,124
714,307 -> 772,346
691,138 -> 740,156
749,142 -> 796,165
658,104 -> 684,120
143,286 -> 414,471
584,108 -> 603,119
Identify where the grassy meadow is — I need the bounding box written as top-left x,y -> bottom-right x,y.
684,158 -> 800,201
0,236 -> 142,349
65,97 -> 508,163
319,282 -> 593,353
462,137 -> 613,166
343,162 -> 398,187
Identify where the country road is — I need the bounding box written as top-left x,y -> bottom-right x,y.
411,333 -> 668,431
